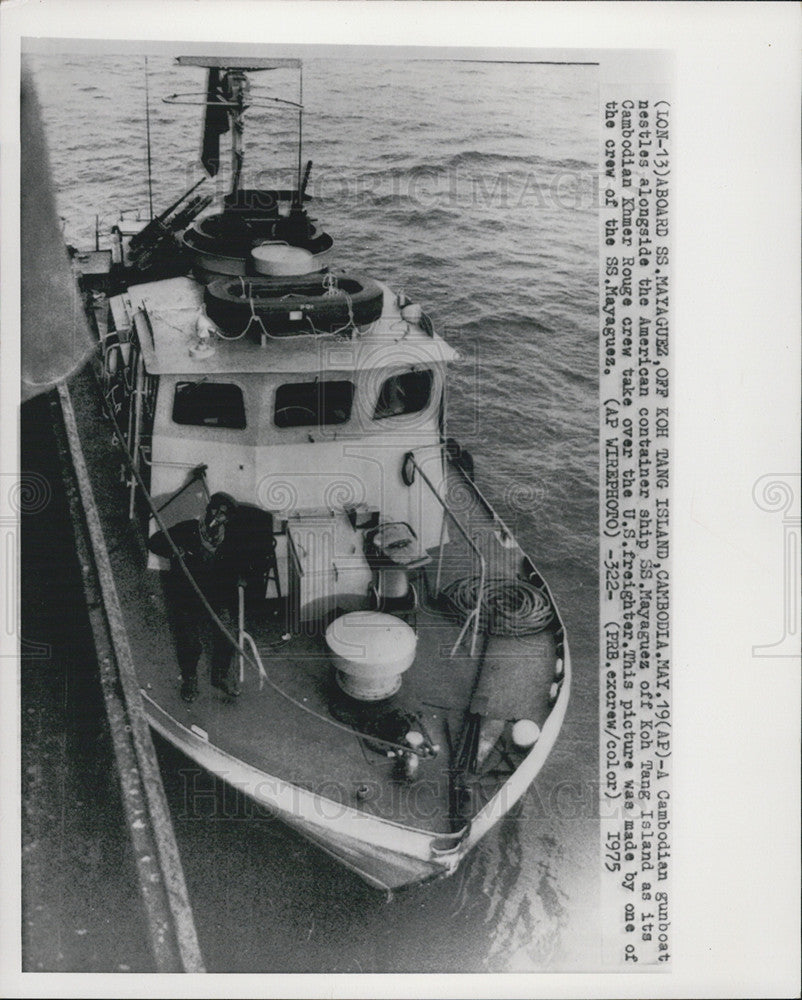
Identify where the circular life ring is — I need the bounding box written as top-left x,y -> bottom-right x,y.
182,211 -> 336,280
204,272 -> 384,337
190,212 -> 262,253
181,213 -> 285,273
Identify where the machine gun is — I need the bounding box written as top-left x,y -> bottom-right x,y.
127,179 -> 211,270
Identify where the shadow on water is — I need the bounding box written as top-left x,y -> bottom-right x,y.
20,392 -> 153,972
155,735 -> 506,973
155,730 -> 585,973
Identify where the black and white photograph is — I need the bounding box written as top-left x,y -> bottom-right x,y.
2,2 -> 799,997
18,40 -> 598,973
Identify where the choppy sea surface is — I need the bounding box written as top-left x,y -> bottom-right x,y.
22,52 -> 600,972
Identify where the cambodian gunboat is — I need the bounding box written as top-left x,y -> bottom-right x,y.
64,55 -> 571,892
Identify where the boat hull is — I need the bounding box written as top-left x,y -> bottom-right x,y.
61,257 -> 573,895
142,638 -> 571,892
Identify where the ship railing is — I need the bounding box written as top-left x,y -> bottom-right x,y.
120,307 -> 162,518
439,443 -> 558,609
441,440 -> 552,592
451,458 -> 516,548
403,450 -> 486,658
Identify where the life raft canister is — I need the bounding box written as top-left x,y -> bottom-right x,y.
204,272 -> 384,338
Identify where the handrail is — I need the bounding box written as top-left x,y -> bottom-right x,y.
286,527 -> 305,578
141,457 -> 210,473
128,352 -> 145,519
406,451 -> 486,657
453,460 -> 516,545
405,440 -> 520,545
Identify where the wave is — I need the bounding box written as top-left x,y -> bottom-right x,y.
354,191 -> 458,215
355,149 -> 594,184
402,250 -> 449,270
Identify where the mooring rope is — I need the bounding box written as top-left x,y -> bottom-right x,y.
441,576 -> 554,636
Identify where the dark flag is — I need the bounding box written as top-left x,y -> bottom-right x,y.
200,68 -> 229,177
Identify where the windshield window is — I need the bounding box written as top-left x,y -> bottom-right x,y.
172,381 -> 246,429
374,370 -> 433,420
274,380 -> 354,428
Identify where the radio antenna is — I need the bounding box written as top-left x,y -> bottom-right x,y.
297,63 -> 303,194
144,56 -> 154,220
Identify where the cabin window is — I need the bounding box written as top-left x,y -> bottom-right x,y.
274,380 -> 354,428
374,370 -> 434,420
172,381 -> 246,429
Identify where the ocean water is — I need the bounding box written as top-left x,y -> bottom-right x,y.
23,51 -> 600,972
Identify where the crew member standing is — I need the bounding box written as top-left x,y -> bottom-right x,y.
148,492 -> 241,702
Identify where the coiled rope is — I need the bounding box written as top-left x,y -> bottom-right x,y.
442,576 -> 554,636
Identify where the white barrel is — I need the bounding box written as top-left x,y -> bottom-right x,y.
325,611 -> 417,701
251,243 -> 320,276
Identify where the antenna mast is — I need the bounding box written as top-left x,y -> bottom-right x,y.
297,64 -> 303,194
169,57 -> 304,198
226,71 -> 250,195
144,57 -> 154,220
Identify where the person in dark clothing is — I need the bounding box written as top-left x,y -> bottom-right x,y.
216,501 -> 279,607
148,492 -> 241,702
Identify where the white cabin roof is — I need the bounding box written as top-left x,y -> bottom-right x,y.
126,276 -> 458,376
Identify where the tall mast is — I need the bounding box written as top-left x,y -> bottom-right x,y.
170,57 -> 304,196
297,64 -> 303,195
226,70 -> 250,195
144,57 -> 154,220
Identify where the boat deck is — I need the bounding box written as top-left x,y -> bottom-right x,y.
67,364 -> 561,837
